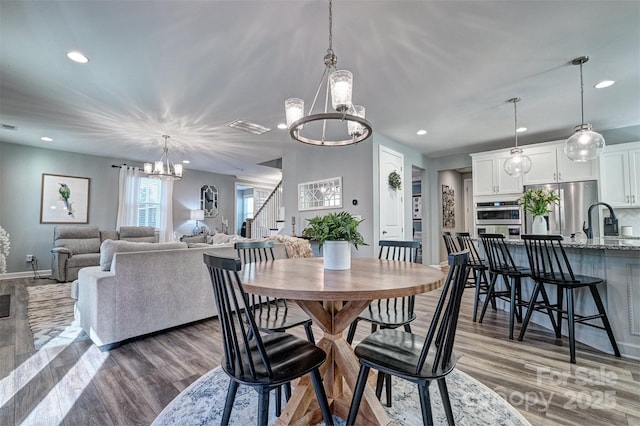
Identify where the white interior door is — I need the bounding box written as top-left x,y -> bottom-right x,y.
379,146 -> 404,240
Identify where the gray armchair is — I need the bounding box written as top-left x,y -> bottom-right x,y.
51,226 -> 102,282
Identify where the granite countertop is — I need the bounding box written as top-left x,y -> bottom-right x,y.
503,236 -> 640,251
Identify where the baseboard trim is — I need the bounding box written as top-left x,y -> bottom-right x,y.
0,269 -> 52,280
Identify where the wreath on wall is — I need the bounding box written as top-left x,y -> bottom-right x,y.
388,170 -> 402,191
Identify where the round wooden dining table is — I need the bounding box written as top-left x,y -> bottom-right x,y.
240,257 -> 445,426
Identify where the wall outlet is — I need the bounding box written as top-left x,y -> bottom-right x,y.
26,254 -> 33,263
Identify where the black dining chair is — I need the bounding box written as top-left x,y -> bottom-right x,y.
456,232 -> 493,322
202,254 -> 334,426
478,233 -> 533,339
518,235 -> 621,363
235,241 -> 314,415
442,231 -> 458,256
346,250 -> 470,426
235,241 -> 315,343
345,239 -> 421,406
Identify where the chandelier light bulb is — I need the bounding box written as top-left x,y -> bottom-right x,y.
329,70 -> 353,112
347,105 -> 365,137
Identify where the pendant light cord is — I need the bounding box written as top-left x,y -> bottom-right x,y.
328,0 -> 333,52
579,61 -> 585,126
513,99 -> 518,148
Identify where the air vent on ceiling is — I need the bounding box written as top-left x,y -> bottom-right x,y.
227,119 -> 271,135
1,123 -> 18,131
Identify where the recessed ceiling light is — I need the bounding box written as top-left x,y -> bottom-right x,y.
516,127 -> 527,133
182,160 -> 190,164
416,129 -> 427,135
41,136 -> 53,142
594,80 -> 615,89
277,123 -> 288,130
66,51 -> 89,64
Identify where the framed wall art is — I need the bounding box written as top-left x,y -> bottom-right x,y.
442,184 -> 455,228
40,173 -> 90,224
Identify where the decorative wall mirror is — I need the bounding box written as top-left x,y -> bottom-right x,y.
200,185 -> 219,217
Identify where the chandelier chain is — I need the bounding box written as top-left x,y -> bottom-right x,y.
328,0 -> 333,52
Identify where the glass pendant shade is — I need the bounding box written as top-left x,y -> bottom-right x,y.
504,147 -> 532,176
154,161 -> 164,174
143,162 -> 153,174
174,163 -> 183,177
347,105 -> 365,136
564,123 -> 605,162
285,98 -> 304,129
329,70 -> 353,112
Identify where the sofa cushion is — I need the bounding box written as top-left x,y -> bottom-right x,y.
100,240 -> 188,271
54,226 -> 101,255
181,235 -> 207,244
67,253 -> 101,268
119,226 -> 156,243
100,229 -> 119,242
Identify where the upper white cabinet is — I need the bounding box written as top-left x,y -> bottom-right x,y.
600,142 -> 640,208
472,151 -> 523,196
522,141 -> 599,185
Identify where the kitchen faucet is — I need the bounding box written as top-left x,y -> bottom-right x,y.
583,202 -> 618,239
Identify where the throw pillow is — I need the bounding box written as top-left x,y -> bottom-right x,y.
100,240 -> 187,271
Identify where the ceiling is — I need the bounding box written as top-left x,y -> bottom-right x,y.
1,1 -> 638,182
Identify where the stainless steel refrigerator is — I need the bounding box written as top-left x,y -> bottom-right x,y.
523,180 -> 599,237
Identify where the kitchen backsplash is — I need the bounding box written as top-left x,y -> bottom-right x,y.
616,208 -> 640,237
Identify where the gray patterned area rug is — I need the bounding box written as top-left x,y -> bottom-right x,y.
26,282 -> 88,350
153,366 -> 530,426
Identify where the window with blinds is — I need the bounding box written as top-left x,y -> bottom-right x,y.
138,178 -> 162,228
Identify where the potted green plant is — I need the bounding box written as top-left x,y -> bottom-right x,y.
518,188 -> 560,234
302,211 -> 366,270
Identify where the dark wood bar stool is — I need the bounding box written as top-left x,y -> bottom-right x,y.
442,231 -> 459,256
478,233 -> 532,339
518,234 -> 621,364
456,232 -> 493,322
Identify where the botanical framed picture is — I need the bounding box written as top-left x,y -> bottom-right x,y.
40,173 -> 90,224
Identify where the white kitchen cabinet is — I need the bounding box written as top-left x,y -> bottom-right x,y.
522,141 -> 599,185
600,142 -> 640,207
472,151 -> 522,196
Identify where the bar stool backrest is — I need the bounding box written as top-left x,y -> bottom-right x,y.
203,254 -> 273,380
479,233 -> 519,274
442,232 -> 458,255
456,232 -> 484,265
521,234 -> 576,283
416,250 -> 470,375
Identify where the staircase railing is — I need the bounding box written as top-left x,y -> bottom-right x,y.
247,180 -> 283,239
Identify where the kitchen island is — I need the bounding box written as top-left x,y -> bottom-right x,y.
494,237 -> 640,359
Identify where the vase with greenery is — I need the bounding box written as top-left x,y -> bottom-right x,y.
302,211 -> 366,270
518,188 -> 560,234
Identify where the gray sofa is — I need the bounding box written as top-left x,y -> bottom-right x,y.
74,241 -> 289,350
51,225 -> 156,282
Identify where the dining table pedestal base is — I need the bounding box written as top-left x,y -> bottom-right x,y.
274,300 -> 392,426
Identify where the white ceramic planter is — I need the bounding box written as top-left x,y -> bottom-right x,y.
532,215 -> 547,234
323,240 -> 351,270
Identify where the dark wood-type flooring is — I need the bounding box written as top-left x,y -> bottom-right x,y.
1,276 -> 638,425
